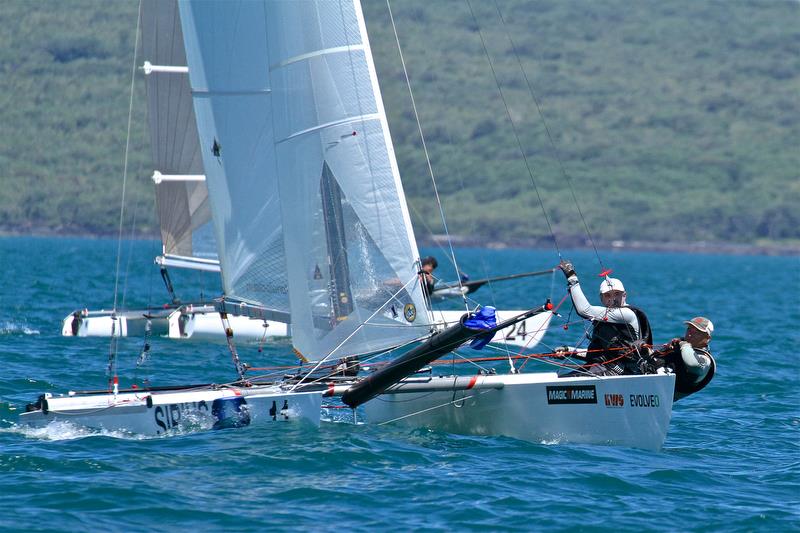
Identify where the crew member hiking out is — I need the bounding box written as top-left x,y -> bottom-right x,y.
652,316 -> 716,400
559,260 -> 652,375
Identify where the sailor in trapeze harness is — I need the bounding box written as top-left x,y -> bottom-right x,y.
651,316 -> 716,400
558,259 -> 652,375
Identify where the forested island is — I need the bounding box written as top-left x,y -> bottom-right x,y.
0,0 -> 797,252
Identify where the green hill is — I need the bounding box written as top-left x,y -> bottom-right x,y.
1,0 -> 798,248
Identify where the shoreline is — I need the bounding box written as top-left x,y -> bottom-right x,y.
416,235 -> 800,257
1,228 -> 798,256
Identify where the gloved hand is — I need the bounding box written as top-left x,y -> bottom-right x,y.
654,338 -> 681,357
558,259 -> 576,279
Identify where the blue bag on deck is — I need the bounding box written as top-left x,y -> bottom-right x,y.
464,306 -> 497,350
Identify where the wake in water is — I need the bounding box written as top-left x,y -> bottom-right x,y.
0,409 -> 218,442
0,420 -> 146,442
0,321 -> 40,336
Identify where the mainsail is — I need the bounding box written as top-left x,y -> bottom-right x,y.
179,0 -> 430,360
141,0 -> 218,272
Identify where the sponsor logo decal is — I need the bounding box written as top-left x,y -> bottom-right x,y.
212,397 -> 251,429
629,394 -> 661,407
404,303 -> 417,323
546,385 -> 597,405
604,393 -> 625,408
154,400 -> 209,434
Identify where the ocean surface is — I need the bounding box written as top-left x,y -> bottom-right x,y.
1,236 -> 797,531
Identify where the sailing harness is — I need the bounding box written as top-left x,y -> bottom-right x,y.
652,344 -> 717,401
586,304 -> 652,374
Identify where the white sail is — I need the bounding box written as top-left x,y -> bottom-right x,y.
141,0 -> 217,268
177,0 -> 288,314
179,0 -> 429,360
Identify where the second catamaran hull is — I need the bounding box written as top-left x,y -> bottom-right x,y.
61,305 -> 286,344
363,373 -> 675,450
62,309 -> 171,338
20,386 -> 321,436
167,306 -> 289,343
165,308 -> 552,349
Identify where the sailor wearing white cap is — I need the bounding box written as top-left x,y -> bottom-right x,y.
558,260 -> 652,375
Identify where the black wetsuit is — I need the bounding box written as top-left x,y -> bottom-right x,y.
655,342 -> 716,401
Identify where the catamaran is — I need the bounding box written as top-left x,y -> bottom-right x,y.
171,0 -> 679,452
26,0 -> 700,450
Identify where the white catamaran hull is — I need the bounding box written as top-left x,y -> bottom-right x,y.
167,307 -> 550,350
62,311 -> 128,337
61,306 -> 286,344
364,373 -> 675,450
167,306 -> 289,343
21,386 -> 321,436
65,304 -> 550,351
62,309 -> 172,338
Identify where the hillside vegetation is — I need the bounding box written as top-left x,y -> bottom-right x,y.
0,0 -> 798,247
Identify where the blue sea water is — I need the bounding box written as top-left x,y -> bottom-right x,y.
0,236 -> 798,531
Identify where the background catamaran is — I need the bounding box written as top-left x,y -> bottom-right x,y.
60,0 -> 221,340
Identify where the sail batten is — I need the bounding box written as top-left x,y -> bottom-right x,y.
277,114 -> 381,144
273,44 -> 366,70
190,90 -> 273,96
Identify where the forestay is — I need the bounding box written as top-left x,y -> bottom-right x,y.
179,0 -> 429,361
141,0 -> 217,267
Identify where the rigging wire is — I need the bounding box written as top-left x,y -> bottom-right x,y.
491,0 -> 605,270
376,388 -> 498,426
463,0 -> 616,359
112,0 -> 142,316
120,183 -> 142,313
108,0 -> 143,390
440,128 -> 520,370
464,0 -> 561,259
386,0 -> 469,312
287,273 -> 424,391
405,199 -> 461,273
